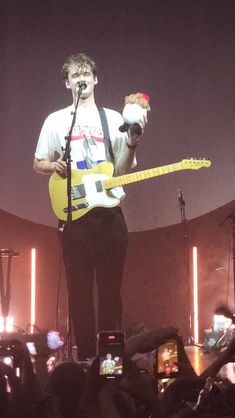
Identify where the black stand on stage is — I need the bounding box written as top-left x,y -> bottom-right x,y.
0,248 -> 19,328
178,191 -> 194,345
220,208 -> 235,311
61,81 -> 87,359
203,208 -> 235,353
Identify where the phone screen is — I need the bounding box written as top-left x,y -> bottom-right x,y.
157,377 -> 176,393
98,331 -> 124,378
156,339 -> 179,379
26,341 -> 37,356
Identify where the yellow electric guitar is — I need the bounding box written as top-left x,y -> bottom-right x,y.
49,158 -> 211,221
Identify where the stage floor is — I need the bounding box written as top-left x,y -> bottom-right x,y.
185,345 -> 235,382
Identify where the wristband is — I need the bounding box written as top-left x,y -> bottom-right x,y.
127,142 -> 138,149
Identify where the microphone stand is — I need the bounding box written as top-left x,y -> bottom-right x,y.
220,208 -> 235,311
62,84 -> 84,359
0,249 -> 19,323
178,192 -> 194,345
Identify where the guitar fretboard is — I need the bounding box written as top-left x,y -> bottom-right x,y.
103,162 -> 184,189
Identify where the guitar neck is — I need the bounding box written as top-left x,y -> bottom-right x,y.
103,161 -> 185,189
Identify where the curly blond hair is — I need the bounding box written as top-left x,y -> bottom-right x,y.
61,53 -> 97,81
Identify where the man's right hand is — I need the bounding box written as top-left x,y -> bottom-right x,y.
53,158 -> 67,176
33,157 -> 67,176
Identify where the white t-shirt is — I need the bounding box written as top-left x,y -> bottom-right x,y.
35,105 -> 134,171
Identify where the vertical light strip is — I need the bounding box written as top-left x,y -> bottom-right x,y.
5,316 -> 14,332
193,246 -> 199,344
0,316 -> 4,332
30,248 -> 36,334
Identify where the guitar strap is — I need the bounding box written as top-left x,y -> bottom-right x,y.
98,107 -> 115,164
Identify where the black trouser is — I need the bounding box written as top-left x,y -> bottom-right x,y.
60,207 -> 128,358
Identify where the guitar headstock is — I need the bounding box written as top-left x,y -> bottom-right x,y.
181,158 -> 212,170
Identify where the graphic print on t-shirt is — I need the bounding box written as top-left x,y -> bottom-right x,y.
70,124 -> 106,170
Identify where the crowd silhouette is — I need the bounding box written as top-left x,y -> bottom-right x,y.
0,325 -> 235,418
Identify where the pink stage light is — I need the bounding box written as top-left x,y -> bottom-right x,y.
193,246 -> 199,344
5,316 -> 14,332
30,248 -> 36,334
0,316 -> 14,332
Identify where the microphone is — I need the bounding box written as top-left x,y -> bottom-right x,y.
76,81 -> 87,90
177,189 -> 185,206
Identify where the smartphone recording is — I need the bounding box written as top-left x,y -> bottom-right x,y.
97,331 -> 124,378
156,339 -> 179,379
0,340 -> 22,381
